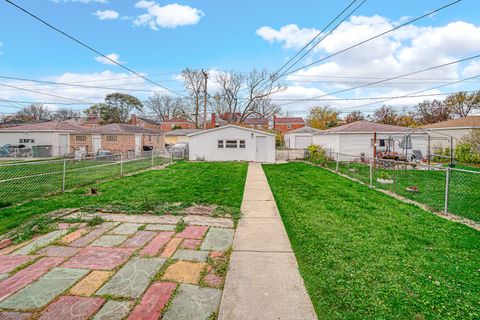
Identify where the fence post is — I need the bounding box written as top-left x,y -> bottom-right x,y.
120,153 -> 123,177
151,150 -> 154,167
335,152 -> 339,172
369,158 -> 373,187
62,159 -> 66,192
444,167 -> 450,214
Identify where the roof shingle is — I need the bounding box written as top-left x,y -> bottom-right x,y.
316,121 -> 407,134
421,115 -> 480,129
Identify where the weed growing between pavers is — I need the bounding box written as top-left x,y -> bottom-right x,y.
175,219 -> 186,233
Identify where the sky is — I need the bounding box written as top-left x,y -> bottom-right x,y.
0,0 -> 480,117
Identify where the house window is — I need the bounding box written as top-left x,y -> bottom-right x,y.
75,135 -> 86,142
379,139 -> 386,147
218,140 -> 224,148
19,139 -> 34,143
226,140 -> 238,148
239,140 -> 245,148
287,124 -> 292,129
106,135 -> 117,142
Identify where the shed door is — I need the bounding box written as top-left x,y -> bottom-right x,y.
295,136 -> 312,149
256,136 -> 267,162
135,135 -> 142,156
92,135 -> 101,154
59,134 -> 69,156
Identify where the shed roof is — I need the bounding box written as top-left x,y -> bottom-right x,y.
285,126 -> 322,134
164,129 -> 204,136
84,123 -> 162,135
421,115 -> 480,129
187,124 -> 275,137
315,121 -> 408,134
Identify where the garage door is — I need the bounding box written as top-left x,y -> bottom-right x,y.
295,136 -> 312,149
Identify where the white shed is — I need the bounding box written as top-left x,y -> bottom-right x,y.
0,121 -> 86,157
284,126 -> 322,149
187,125 -> 276,163
313,121 -> 428,161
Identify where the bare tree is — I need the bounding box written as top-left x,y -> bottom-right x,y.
181,68 -> 205,128
344,111 -> 365,123
145,93 -> 181,121
415,100 -> 452,125
15,103 -> 51,121
372,105 -> 398,125
53,108 -> 80,120
212,69 -> 286,123
444,91 -> 479,117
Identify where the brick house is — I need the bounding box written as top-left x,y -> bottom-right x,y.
70,123 -> 164,155
127,115 -> 162,130
243,117 -> 269,130
274,116 -> 305,133
208,113 -> 270,130
160,118 -> 196,131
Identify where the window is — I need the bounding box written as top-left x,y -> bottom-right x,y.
106,135 -> 117,142
239,140 -> 245,148
19,139 -> 34,143
75,135 -> 86,142
226,140 -> 238,148
217,140 -> 224,148
287,124 -> 292,129
379,139 -> 386,147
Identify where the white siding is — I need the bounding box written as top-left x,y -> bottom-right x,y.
0,131 -> 68,156
284,133 -> 313,149
313,134 -> 339,153
426,128 -> 473,147
188,126 -> 275,163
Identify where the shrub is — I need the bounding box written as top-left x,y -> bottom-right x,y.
455,142 -> 480,164
306,145 -> 329,166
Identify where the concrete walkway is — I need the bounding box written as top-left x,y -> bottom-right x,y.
218,163 -> 317,320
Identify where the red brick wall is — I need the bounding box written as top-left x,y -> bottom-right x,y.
160,122 -> 196,131
275,123 -> 305,133
69,134 -> 93,154
101,134 -> 135,153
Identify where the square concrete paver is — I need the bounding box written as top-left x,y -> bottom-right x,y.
60,228 -> 89,244
172,249 -> 209,262
39,246 -> 79,257
69,271 -> 113,296
121,231 -> 156,249
162,284 -> 221,320
179,239 -> 202,250
160,238 -> 182,258
241,200 -> 280,218
233,218 -> 293,252
144,224 -> 176,231
108,223 -> 143,235
91,235 -> 128,247
200,227 -> 234,251
162,261 -> 206,285
0,257 -> 63,302
184,216 -> 234,228
63,247 -> 133,270
38,296 -> 104,320
0,267 -> 89,310
12,230 -> 68,255
140,232 -> 174,257
92,300 -> 134,320
69,223 -> 119,247
128,281 -> 176,320
175,226 -> 208,239
97,257 -> 165,298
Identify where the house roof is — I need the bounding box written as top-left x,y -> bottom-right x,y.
285,126 -> 322,134
162,118 -> 192,123
84,123 -> 162,135
315,121 -> 408,134
275,117 -> 305,124
244,117 -> 269,125
187,124 -> 276,137
0,120 -> 87,132
164,129 -> 204,136
135,116 -> 161,125
421,115 -> 480,129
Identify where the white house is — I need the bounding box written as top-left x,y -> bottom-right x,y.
0,121 -> 87,157
421,115 -> 480,148
284,126 -> 322,149
187,125 -> 276,163
313,121 -> 428,161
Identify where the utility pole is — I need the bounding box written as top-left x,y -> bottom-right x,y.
202,69 -> 208,129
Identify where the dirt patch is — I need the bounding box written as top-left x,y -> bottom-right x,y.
183,205 -> 217,216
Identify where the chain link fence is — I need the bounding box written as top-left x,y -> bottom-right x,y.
0,149 -> 174,208
307,149 -> 480,222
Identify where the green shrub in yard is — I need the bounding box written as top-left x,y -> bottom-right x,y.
455,142 -> 480,164
306,145 -> 329,166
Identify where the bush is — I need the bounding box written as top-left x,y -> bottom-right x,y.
455,142 -> 480,164
306,145 -> 329,166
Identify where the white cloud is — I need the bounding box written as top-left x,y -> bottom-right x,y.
133,1 -> 203,30
94,53 -> 123,65
93,10 -> 119,20
257,16 -> 480,113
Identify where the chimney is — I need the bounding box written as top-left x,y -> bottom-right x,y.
131,114 -> 137,126
211,113 -> 216,128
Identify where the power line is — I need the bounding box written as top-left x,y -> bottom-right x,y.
279,54 -> 480,107
284,0 -> 462,76
3,0 -> 186,97
0,83 -> 94,103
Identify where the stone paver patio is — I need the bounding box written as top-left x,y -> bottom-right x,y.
0,211 -> 234,319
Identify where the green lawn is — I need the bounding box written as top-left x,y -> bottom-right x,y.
263,162 -> 480,320
0,155 -> 170,208
0,161 -> 248,235
320,159 -> 480,222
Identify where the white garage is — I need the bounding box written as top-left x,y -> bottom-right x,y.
188,125 -> 276,163
284,126 -> 321,149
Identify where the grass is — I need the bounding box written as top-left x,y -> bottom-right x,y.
320,159 -> 480,222
0,161 -> 247,235
263,162 -> 480,320
0,155 -> 170,208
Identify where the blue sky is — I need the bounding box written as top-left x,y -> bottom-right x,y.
1,0 -> 480,116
